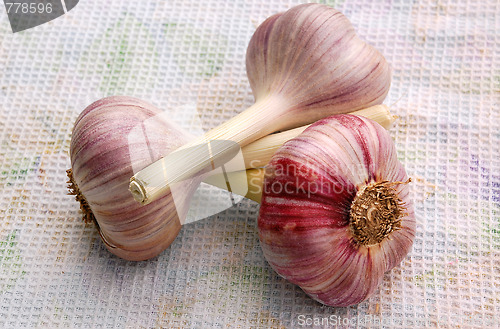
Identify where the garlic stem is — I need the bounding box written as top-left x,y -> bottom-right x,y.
204,108 -> 403,212
130,103 -> 395,205
130,95 -> 290,205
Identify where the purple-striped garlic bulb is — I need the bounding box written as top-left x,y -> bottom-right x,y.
130,3 -> 391,205
245,3 -> 391,127
258,114 -> 415,307
67,96 -> 199,261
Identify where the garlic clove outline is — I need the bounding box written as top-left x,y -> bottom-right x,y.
130,3 -> 392,205
257,114 -> 415,307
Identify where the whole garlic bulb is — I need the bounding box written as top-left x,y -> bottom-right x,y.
246,3 -> 391,129
68,96 -> 199,261
258,115 -> 415,307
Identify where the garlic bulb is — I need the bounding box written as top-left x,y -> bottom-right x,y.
68,96 -> 394,261
68,96 -> 198,261
130,3 -> 391,205
257,114 -> 415,307
246,3 -> 390,124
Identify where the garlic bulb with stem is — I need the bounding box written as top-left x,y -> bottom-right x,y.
68,96 -> 394,261
129,3 -> 392,205
257,114 -> 415,307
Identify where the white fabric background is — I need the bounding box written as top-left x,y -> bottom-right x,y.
0,0 -> 498,328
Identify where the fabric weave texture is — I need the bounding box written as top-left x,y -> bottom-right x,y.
0,0 -> 498,328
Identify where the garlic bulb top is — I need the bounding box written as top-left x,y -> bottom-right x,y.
68,96 -> 198,261
246,3 -> 391,130
257,114 -> 415,307
130,3 -> 392,205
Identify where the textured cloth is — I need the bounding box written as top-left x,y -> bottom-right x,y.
0,0 -> 498,328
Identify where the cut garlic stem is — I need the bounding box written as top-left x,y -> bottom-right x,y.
130,95 -> 290,205
130,103 -> 394,205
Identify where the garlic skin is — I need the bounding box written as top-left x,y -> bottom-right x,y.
257,115 -> 415,307
246,3 -> 391,129
130,3 -> 391,205
68,96 -> 198,261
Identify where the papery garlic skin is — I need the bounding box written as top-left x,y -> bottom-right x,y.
246,3 -> 391,130
257,115 -> 415,307
69,96 -> 198,261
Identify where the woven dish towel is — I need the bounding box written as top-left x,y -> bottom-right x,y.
0,0 -> 498,328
